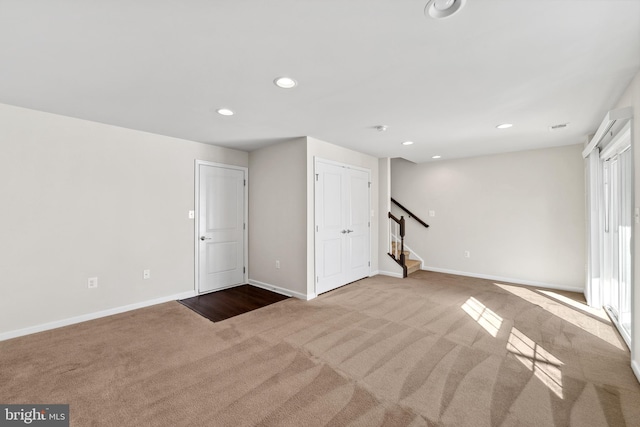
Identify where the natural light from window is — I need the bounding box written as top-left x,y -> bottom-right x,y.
537,289 -> 608,320
461,295 -> 565,398
507,327 -> 564,399
494,283 -> 625,350
461,297 -> 503,337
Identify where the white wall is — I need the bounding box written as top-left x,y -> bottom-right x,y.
306,137 -> 380,297
248,138 -> 308,298
0,103 -> 248,337
378,157 -> 403,277
613,71 -> 640,380
391,144 -> 586,290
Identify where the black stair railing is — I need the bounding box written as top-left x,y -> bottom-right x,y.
391,198 -> 429,228
388,212 -> 408,278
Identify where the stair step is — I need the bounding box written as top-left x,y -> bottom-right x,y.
390,243 -> 410,257
390,242 -> 421,275
405,259 -> 421,274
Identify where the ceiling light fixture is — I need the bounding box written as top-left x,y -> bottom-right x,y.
217,108 -> 234,116
274,77 -> 297,89
432,155 -> 442,159
549,123 -> 569,131
375,125 -> 388,132
425,0 -> 467,19
402,141 -> 414,145
496,123 -> 513,129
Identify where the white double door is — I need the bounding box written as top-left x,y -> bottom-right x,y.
197,162 -> 247,294
315,159 -> 371,294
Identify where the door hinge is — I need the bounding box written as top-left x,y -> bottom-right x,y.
368,221 -> 370,227
243,266 -> 246,274
316,225 -> 319,232
244,179 -> 246,186
243,223 -> 246,230
316,173 -> 319,181
316,276 -> 319,283
368,261 -> 371,267
368,182 -> 371,188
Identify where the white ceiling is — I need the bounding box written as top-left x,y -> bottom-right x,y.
1,0 -> 639,163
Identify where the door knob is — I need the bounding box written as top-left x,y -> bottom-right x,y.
347,229 -> 353,233
200,236 -> 211,241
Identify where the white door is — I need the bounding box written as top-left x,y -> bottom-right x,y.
345,168 -> 371,283
197,163 -> 246,294
602,148 -> 632,342
598,123 -> 632,346
315,160 -> 370,294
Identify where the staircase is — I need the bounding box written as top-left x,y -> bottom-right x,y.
388,200 -> 429,278
391,242 -> 421,275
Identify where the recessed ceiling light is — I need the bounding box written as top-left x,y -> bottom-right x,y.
274,77 -> 297,89
425,0 -> 466,19
434,0 -> 455,10
432,155 -> 442,159
496,123 -> 513,129
402,141 -> 414,145
217,108 -> 234,116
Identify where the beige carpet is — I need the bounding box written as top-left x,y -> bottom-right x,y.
1,271 -> 639,426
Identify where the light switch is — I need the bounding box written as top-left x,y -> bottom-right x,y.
429,210 -> 435,217
188,210 -> 195,219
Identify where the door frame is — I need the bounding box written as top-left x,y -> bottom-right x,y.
600,124 -> 633,348
194,160 -> 248,294
314,157 -> 372,295
585,121 -> 633,349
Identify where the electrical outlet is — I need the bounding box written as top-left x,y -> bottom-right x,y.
275,260 -> 280,269
464,251 -> 470,258
143,270 -> 151,279
88,277 -> 98,289
429,210 -> 435,217
188,210 -> 195,219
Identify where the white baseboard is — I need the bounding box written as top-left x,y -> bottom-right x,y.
0,290 -> 197,342
377,270 -> 404,279
632,359 -> 640,384
420,266 -> 585,293
248,279 -> 314,300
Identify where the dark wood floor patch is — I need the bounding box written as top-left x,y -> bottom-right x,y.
178,285 -> 290,322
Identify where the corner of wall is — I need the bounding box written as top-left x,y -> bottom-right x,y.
248,138 -> 308,297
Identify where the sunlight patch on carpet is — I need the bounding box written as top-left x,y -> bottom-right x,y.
537,289 -> 608,320
494,283 -> 625,350
507,327 -> 564,399
461,297 -> 503,338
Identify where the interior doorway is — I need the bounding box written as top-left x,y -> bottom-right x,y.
195,161 -> 248,294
